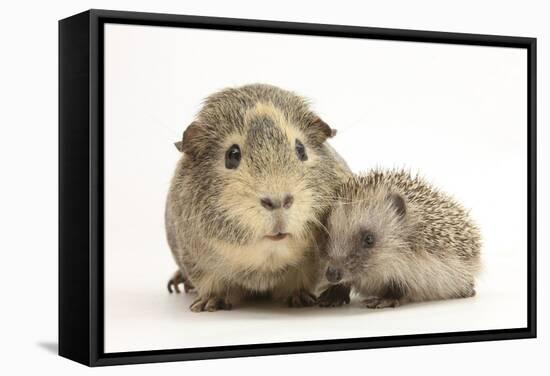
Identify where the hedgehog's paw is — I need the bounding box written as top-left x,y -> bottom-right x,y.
287,289 -> 317,308
318,284 -> 351,308
167,270 -> 195,294
363,296 -> 400,309
189,296 -> 232,312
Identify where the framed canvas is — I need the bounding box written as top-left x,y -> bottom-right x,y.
59,9 -> 537,366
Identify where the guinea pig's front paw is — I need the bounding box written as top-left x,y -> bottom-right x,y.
167,270 -> 195,294
363,296 -> 400,309
189,296 -> 232,312
318,284 -> 351,307
286,290 -> 317,308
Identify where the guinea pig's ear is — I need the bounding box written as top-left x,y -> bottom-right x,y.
307,117 -> 337,145
174,121 -> 205,154
174,141 -> 184,152
389,193 -> 407,217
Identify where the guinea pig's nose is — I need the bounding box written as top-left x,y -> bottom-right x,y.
260,197 -> 280,211
260,194 -> 294,211
326,266 -> 343,283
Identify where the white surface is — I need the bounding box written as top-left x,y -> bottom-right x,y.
0,0 -> 548,375
104,24 -> 527,352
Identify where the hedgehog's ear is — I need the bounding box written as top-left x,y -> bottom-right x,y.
175,121 -> 205,154
389,193 -> 407,217
307,117 -> 337,145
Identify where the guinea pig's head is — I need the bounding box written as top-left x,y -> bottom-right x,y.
176,88 -> 343,246
322,178 -> 414,285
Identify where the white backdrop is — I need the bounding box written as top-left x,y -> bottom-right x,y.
0,1 -> 548,375
104,24 -> 527,352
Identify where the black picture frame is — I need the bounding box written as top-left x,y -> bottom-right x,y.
59,9 -> 537,367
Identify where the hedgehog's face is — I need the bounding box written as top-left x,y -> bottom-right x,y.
178,102 -> 340,246
323,187 -> 410,284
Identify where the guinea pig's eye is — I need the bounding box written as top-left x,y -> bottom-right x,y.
362,231 -> 376,248
225,144 -> 241,169
295,139 -> 308,161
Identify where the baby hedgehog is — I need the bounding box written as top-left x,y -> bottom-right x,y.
318,169 -> 481,309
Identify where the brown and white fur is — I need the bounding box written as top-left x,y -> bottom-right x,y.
318,169 -> 481,309
165,84 -> 350,312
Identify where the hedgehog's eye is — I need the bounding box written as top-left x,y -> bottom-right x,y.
362,231 -> 376,248
295,139 -> 308,161
225,144 -> 241,169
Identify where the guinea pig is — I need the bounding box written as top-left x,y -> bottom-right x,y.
318,169 -> 481,308
166,84 -> 351,312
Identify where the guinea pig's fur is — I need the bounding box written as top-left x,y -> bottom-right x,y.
166,84 -> 350,312
318,169 -> 481,309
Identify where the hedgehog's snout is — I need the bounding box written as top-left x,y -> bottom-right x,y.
325,266 -> 343,284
